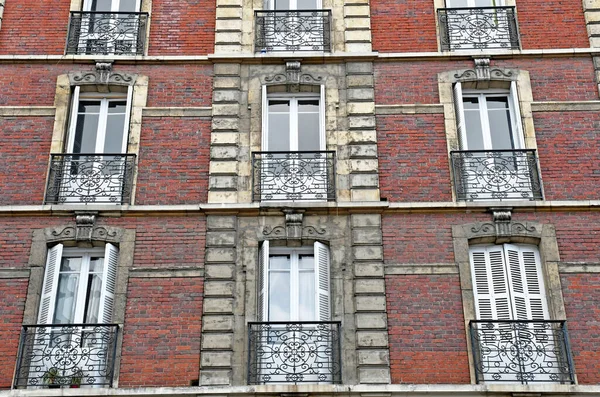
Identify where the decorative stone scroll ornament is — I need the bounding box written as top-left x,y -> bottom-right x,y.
68,62 -> 138,86
47,220 -> 121,245
453,57 -> 515,83
262,210 -> 326,241
263,61 -> 324,86
463,208 -> 540,244
75,211 -> 97,242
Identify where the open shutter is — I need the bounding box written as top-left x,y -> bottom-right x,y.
314,242 -> 331,321
504,244 -> 549,321
257,241 -> 269,321
453,82 -> 467,149
98,243 -> 119,324
470,245 -> 512,320
38,244 -> 63,324
65,86 -> 81,153
509,81 -> 525,148
121,85 -> 134,153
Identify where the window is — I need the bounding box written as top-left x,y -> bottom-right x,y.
469,244 -> 571,383
248,241 -> 340,384
68,0 -> 146,55
24,244 -> 119,388
254,87 -> 335,201
439,0 -> 519,51
46,87 -> 135,204
39,244 -> 118,325
451,82 -> 542,201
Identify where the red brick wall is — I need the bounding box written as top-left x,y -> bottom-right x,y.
148,0 -> 216,56
0,117 -> 53,205
383,212 -> 600,264
377,114 -> 453,202
371,0 -> 589,53
517,0 -> 589,50
136,118 -> 210,205
0,1 -> 69,55
386,274 -> 470,383
0,279 -> 28,389
534,111 -> 600,201
119,277 -> 203,387
371,0 -> 438,53
561,274 -> 600,384
0,64 -> 213,107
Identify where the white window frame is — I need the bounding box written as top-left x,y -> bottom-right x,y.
38,243 -> 119,325
83,0 -> 141,13
446,0 -> 504,7
261,87 -> 326,152
66,87 -> 133,155
454,82 -> 524,151
258,240 -> 331,322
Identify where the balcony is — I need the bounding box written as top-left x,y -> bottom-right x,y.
252,151 -> 336,202
438,7 -> 520,51
470,320 -> 576,384
255,10 -> 332,52
66,11 -> 148,55
247,321 -> 342,384
13,324 -> 119,388
44,154 -> 136,205
450,150 -> 542,201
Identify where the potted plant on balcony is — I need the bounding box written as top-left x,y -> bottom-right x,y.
70,369 -> 83,388
42,367 -> 61,388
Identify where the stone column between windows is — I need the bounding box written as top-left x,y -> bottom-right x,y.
352,214 -> 391,383
209,64 -> 242,204
214,0 -> 243,53
199,216 -> 238,386
582,0 -> 600,96
344,0 -> 373,52
346,62 -> 380,202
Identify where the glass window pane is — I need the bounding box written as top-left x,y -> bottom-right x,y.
108,101 -> 127,114
60,257 -> 82,272
119,0 -> 138,12
463,97 -> 484,150
53,273 -> 79,324
268,114 -> 290,151
298,255 -> 314,269
269,255 -> 290,269
91,0 -> 113,12
89,257 -> 104,273
269,271 -> 290,321
84,273 -> 103,323
298,113 -> 320,151
297,0 -> 318,9
488,108 -> 514,149
299,271 -> 315,321
446,0 -> 470,7
274,0 -> 290,10
74,102 -> 101,153
105,113 -> 127,153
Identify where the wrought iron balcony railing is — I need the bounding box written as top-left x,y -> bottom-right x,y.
252,151 -> 336,202
438,7 -> 520,51
255,10 -> 332,52
450,149 -> 542,201
470,320 -> 576,384
66,11 -> 148,55
248,321 -> 342,384
45,153 -> 136,205
13,324 -> 119,389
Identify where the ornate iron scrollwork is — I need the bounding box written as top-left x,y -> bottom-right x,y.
252,151 -> 336,202
438,7 -> 520,51
44,154 -> 136,205
247,322 -> 342,384
13,324 -> 119,388
66,11 -> 148,55
255,10 -> 332,52
470,320 -> 575,384
451,150 -> 543,201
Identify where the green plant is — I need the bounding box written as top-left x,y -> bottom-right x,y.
42,367 -> 60,387
70,369 -> 83,388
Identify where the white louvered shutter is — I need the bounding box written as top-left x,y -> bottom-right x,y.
314,242 -> 331,321
509,81 -> 525,149
38,244 -> 63,324
453,82 -> 467,149
504,244 -> 549,321
98,243 -> 119,324
470,245 -> 512,320
257,241 -> 269,321
121,86 -> 134,153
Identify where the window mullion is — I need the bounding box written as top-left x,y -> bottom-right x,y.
96,99 -> 109,153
